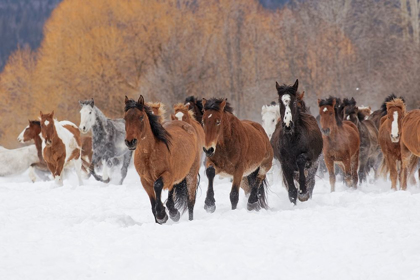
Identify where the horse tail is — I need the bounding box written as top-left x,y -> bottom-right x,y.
173,178 -> 189,214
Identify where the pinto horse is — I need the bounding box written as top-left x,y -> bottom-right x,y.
272,80 -> 322,203
343,98 -> 380,183
185,96 -> 204,124
319,97 -> 360,191
400,109 -> 420,186
124,95 -> 202,224
40,111 -> 83,186
202,98 -> 273,211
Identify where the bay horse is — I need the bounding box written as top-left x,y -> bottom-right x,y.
146,102 -> 166,124
343,98 -> 381,183
40,111 -> 83,186
272,80 -> 322,203
18,120 -> 93,178
400,109 -> 420,187
185,96 -> 204,124
79,99 -> 133,185
124,95 -> 201,224
319,97 -> 360,191
171,103 -> 205,149
202,98 -> 273,211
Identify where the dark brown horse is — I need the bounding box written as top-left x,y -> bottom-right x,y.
343,98 -> 381,183
185,96 -> 204,124
202,98 -> 273,211
271,80 -> 323,203
378,98 -> 410,190
319,97 -> 360,191
124,95 -> 201,224
40,111 -> 83,186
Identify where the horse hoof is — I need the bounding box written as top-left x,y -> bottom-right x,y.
298,191 -> 310,202
102,178 -> 110,184
247,202 -> 260,211
204,203 -> 216,213
156,213 -> 168,224
169,210 -> 180,222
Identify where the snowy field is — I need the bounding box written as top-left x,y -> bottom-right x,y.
1,166 -> 420,280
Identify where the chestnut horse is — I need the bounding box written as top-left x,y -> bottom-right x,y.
273,80 -> 323,203
185,96 -> 204,124
369,94 -> 397,130
319,97 -> 360,191
19,120 -> 93,177
400,109 -> 420,186
124,95 -> 201,224
343,98 -> 380,183
202,98 -> 273,211
146,102 -> 166,124
40,111 -> 83,186
171,103 -> 205,149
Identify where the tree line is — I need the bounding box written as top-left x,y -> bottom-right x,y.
0,0 -> 419,147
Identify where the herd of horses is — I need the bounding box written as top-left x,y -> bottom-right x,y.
1,79 -> 420,224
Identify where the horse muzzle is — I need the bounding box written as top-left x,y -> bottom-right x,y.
45,139 -> 52,147
390,134 -> 400,143
125,139 -> 137,150
321,128 -> 330,136
203,146 -> 215,157
79,126 -> 88,134
282,122 -> 294,134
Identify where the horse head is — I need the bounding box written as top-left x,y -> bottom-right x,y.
79,98 -> 95,134
318,97 -> 342,136
40,111 -> 55,147
276,79 -> 299,135
124,95 -> 148,151
261,103 -> 280,139
385,98 -> 406,143
18,120 -> 41,143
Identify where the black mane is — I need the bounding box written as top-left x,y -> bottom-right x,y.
125,99 -> 172,151
204,98 -> 234,113
380,94 -> 402,116
343,97 -> 356,108
276,84 -> 297,97
185,96 -> 204,113
31,120 -> 41,126
319,96 -> 343,126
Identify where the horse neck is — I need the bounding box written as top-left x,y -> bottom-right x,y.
137,118 -> 157,153
92,107 -> 108,136
328,119 -> 340,138
34,135 -> 44,162
219,112 -> 237,145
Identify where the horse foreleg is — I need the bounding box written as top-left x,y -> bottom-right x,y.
296,154 -> 309,201
142,178 -> 157,223
388,156 -> 398,190
73,158 -> 83,186
119,151 -> 133,185
102,159 -> 110,182
187,172 -> 198,221
154,173 -> 172,224
324,156 -> 336,192
230,172 -> 243,210
204,164 -> 216,213
54,157 -> 65,186
166,187 -> 180,222
358,147 -> 369,184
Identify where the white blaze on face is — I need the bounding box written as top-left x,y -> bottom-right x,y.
391,111 -> 399,141
175,112 -> 184,120
323,107 -> 328,112
208,114 -> 212,119
347,115 -> 350,120
282,94 -> 292,127
44,120 -> 49,126
17,126 -> 28,142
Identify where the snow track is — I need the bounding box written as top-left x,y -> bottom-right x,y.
1,168 -> 420,279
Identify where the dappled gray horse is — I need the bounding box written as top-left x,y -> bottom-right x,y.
79,99 -> 132,184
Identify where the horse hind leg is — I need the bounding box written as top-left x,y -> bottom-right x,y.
204,165 -> 216,213
296,154 -> 311,202
119,151 -> 133,185
73,158 -> 84,186
186,171 -> 199,221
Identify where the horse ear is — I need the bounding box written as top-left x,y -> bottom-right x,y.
51,111 -> 54,118
317,99 -> 321,106
332,99 -> 336,107
293,79 -> 299,91
138,95 -> 144,106
300,91 -> 305,99
125,96 -> 129,104
276,81 -> 281,91
40,111 -> 43,116
202,98 -> 207,108
220,98 -> 227,112
155,103 -> 161,109
90,98 -> 94,107
170,114 -> 176,121
262,105 -> 267,114
79,100 -> 83,106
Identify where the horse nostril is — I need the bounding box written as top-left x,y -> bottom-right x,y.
125,139 -> 137,149
83,126 -> 86,131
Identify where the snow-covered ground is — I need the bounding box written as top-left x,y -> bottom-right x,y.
1,167 -> 420,280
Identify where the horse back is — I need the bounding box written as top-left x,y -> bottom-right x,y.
300,113 -> 323,157
241,120 -> 273,154
64,125 -> 82,148
402,109 -> 420,156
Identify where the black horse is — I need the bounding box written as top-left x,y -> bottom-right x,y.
271,79 -> 323,204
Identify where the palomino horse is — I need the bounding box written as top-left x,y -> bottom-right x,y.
261,101 -> 280,139
79,99 -> 133,185
40,111 -> 83,186
185,96 -> 204,124
171,103 -> 205,149
124,95 -> 201,224
319,97 -> 360,191
202,98 -> 273,211
343,98 -> 380,183
146,102 -> 166,124
272,80 -> 322,203
400,109 -> 420,186
378,97 -> 416,190
18,120 -> 93,178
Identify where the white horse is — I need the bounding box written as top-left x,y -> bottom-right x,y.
261,102 -> 281,184
261,103 -> 280,139
0,145 -> 40,181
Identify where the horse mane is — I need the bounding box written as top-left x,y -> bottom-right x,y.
386,98 -> 406,115
146,102 -> 167,123
125,99 -> 172,151
343,97 -> 356,108
204,98 -> 234,113
185,96 -> 203,113
174,103 -> 196,120
380,94 -> 401,116
30,120 -> 41,126
319,96 -> 343,127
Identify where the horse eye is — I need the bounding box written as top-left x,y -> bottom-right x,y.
89,112 -> 92,115
272,119 -> 275,123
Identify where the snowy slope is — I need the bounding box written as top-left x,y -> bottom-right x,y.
1,167 -> 420,280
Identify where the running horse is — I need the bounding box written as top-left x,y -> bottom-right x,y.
202,98 -> 273,212
400,109 -> 420,186
272,80 -> 323,203
185,96 -> 204,124
171,103 -> 205,149
40,111 -> 83,186
146,102 -> 166,124
319,97 -> 360,191
124,95 -> 202,223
